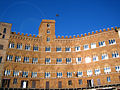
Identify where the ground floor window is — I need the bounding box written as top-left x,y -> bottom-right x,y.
87,79 -> 94,87
68,80 -> 72,85
46,81 -> 49,89
21,80 -> 28,88
58,81 -> 62,88
107,77 -> 111,82
97,79 -> 101,85
13,78 -> 17,84
79,79 -> 82,85
2,79 -> 10,88
32,81 -> 36,88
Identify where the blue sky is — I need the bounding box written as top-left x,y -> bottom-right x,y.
0,0 -> 120,37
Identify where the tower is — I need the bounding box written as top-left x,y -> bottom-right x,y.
39,19 -> 55,43
0,22 -> 12,87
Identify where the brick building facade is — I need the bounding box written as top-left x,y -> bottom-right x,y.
0,19 -> 120,89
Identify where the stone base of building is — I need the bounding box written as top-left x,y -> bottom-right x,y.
0,84 -> 120,90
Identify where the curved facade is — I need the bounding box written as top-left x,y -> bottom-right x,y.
0,20 -> 120,89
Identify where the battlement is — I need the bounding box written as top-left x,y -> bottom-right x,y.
41,19 -> 55,23
11,32 -> 40,38
56,27 -> 117,39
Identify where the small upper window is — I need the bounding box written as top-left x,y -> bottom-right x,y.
32,58 -> 38,64
91,43 -> 96,49
87,70 -> 92,76
66,58 -> 72,64
102,53 -> 108,60
67,72 -> 72,78
45,58 -> 51,64
13,71 -> 19,77
104,67 -> 111,73
93,55 -> 99,62
112,51 -> 119,58
45,72 -> 50,78
56,58 -> 62,63
17,43 -> 22,49
0,45 -> 3,50
115,66 -> 120,72
45,47 -> 51,52
15,56 -> 21,62
47,37 -> 50,42
25,45 -> 30,50
3,28 -> 6,33
24,57 -> 29,63
4,70 -> 11,76
109,39 -> 116,45
99,41 -> 105,47
33,46 -> 38,51
75,46 -> 80,51
57,72 -> 62,78
83,45 -> 89,50
2,35 -> 5,38
0,57 -> 2,63
56,47 -> 62,52
95,69 -> 101,75
85,57 -> 91,63
9,42 -> 14,48
22,71 -> 28,77
77,71 -> 83,77
76,57 -> 82,64
7,55 -> 13,61
65,47 -> 71,52
32,72 -> 37,78
47,24 -> 50,28
47,30 -> 50,34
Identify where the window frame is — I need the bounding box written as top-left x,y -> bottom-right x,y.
56,47 -> 62,52
91,43 -> 96,49
17,43 -> 22,50
65,47 -> 71,52
99,41 -> 106,47
85,57 -> 91,63
87,70 -> 92,76
9,42 -> 15,48
57,72 -> 62,78
102,53 -> 108,60
45,47 -> 51,52
83,44 -> 89,50
75,46 -> 80,52
109,39 -> 116,45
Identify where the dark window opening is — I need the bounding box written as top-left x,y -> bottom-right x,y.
2,35 -> 5,38
3,28 -> 6,33
32,81 -> 36,88
21,80 -> 28,88
47,30 -> 50,34
58,81 -> 62,88
2,79 -> 10,88
119,76 -> 120,80
0,45 -> 3,50
0,33 -> 2,35
87,79 -> 94,88
0,57 -> 2,63
46,81 -> 49,89
68,80 -> 72,85
13,78 -> 17,84
47,24 -> 50,28
97,79 -> 101,85
79,79 -> 82,85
